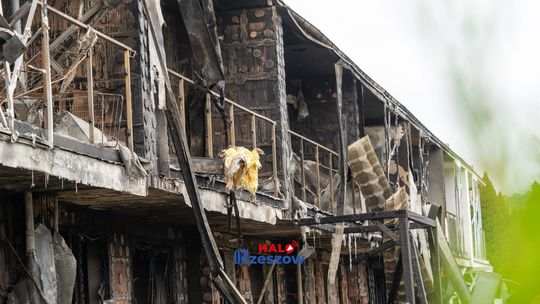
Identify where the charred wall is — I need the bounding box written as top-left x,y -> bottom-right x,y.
59,203 -> 190,304
288,72 -> 360,163
217,6 -> 290,199
0,194 -> 26,304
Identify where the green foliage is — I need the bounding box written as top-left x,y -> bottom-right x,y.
479,173 -> 511,275
481,174 -> 540,303
505,182 -> 540,303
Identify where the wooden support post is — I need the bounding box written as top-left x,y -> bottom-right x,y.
87,48 -> 95,143
205,93 -> 213,157
297,263 -> 303,304
229,104 -> 235,147
24,191 -> 36,277
400,218 -> 416,304
178,78 -> 185,132
41,1 -> 54,148
251,114 -> 256,149
300,139 -> 306,202
329,154 -> 335,213
315,146 -> 321,208
124,50 -> 133,151
271,124 -> 278,197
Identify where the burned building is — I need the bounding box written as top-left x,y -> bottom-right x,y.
0,0 -> 498,303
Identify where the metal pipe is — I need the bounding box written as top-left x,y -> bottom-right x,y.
300,139 -> 306,202
315,146 -> 320,208
271,124 -> 278,197
87,48 -> 95,143
251,114 -> 256,149
124,50 -> 133,151
178,78 -> 185,132
229,104 -> 235,146
329,154 -> 334,213
205,93 -> 213,157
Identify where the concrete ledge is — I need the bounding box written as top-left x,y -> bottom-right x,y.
0,138 -> 147,196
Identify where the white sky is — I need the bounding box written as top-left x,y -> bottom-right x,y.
285,0 -> 540,193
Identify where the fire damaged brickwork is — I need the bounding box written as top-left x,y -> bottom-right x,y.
219,6 -> 291,198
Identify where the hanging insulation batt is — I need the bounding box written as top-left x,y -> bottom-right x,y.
219,147 -> 264,195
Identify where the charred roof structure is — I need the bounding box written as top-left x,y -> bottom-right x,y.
0,0 -> 501,303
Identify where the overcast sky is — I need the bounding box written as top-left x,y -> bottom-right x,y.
286,0 -> 540,193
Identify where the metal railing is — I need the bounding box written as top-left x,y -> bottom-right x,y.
61,92 -> 126,144
168,69 -> 280,197
288,130 -> 339,212
0,2 -> 134,151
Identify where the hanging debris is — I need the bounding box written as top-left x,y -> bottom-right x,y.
219,146 -> 264,195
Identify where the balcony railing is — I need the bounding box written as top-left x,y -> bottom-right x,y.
288,130 -> 339,213
0,3 -> 134,152
168,69 -> 281,197
167,70 -> 341,207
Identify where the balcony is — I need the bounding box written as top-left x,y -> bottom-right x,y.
0,2 -> 340,214
168,69 -> 340,213
0,3 -> 135,155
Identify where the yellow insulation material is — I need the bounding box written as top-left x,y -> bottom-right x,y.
219,147 -> 264,195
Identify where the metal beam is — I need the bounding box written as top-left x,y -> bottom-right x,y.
399,218 -> 415,304
297,210 -> 434,227
343,222 -> 425,234
406,210 -> 436,227
411,237 -> 428,304
387,254 -> 402,304
427,227 -> 443,304
373,221 -> 399,242
353,240 -> 397,263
